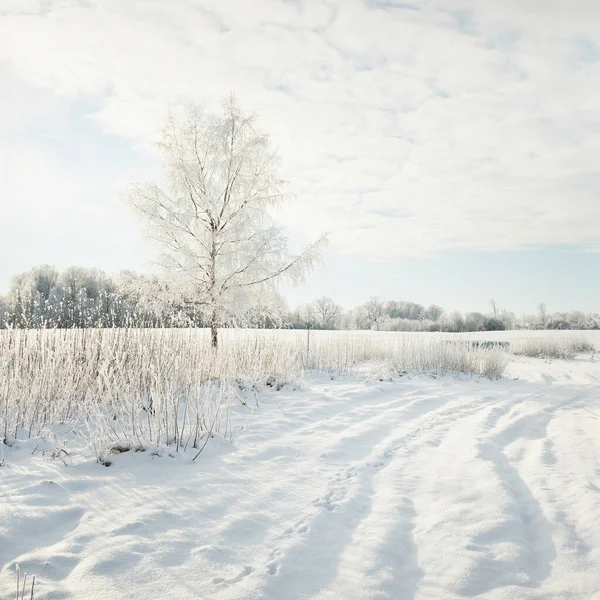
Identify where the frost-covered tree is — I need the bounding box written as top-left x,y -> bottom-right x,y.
425,304 -> 444,322
4,265 -> 59,327
537,303 -> 547,329
464,311 -> 485,332
313,296 -> 341,329
116,272 -> 193,327
364,297 -> 385,330
500,309 -> 517,330
128,95 -> 327,348
239,291 -> 288,329
442,311 -> 465,333
384,300 -> 424,321
288,303 -> 319,329
490,299 -> 499,319
484,317 -> 505,331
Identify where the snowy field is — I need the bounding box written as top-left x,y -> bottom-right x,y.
2,330 -> 600,599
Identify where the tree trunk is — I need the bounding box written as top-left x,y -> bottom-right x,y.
211,308 -> 218,349
209,225 -> 218,349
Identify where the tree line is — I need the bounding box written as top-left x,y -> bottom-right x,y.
288,297 -> 600,332
1,265 -> 598,332
0,265 -> 289,330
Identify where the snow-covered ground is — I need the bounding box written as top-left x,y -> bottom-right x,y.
2,345 -> 600,599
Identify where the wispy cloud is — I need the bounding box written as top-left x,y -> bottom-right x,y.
1,0 -> 600,264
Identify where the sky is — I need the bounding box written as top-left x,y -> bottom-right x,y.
1,0 -> 600,314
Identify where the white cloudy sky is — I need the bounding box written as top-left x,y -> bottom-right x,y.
1,0 -> 600,312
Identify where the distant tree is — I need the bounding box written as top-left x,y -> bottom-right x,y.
548,315 -> 570,330
447,311 -> 465,333
490,299 -> 499,319
313,296 -> 341,329
384,300 -> 400,319
3,265 -> 59,327
484,317 -> 505,331
569,310 -> 587,330
410,302 -> 425,320
425,304 -> 444,321
364,296 -> 385,330
464,312 -> 485,332
384,301 -> 425,321
127,95 -> 327,348
589,314 -> 600,330
300,303 -> 319,329
497,310 -> 513,330
339,309 -> 357,330
537,303 -> 547,329
240,293 -> 288,329
29,265 -> 58,301
117,272 -> 187,327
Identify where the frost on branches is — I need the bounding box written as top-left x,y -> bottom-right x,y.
127,95 -> 327,347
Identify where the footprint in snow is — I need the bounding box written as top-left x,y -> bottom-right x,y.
313,489 -> 346,511
283,522 -> 309,536
212,566 -> 253,586
333,466 -> 358,482
366,460 -> 385,471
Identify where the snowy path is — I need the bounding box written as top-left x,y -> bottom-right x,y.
2,357 -> 600,599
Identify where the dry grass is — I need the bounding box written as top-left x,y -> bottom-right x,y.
511,336 -> 595,360
301,333 -> 509,379
0,328 -> 509,458
14,565 -> 35,600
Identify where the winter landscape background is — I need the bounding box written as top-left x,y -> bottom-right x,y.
3,0 -> 600,599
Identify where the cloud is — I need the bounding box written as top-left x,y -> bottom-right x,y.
0,71 -> 152,282
1,0 -> 600,261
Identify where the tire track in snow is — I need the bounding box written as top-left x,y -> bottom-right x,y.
464,390 -> 590,594
410,380 -> 591,599
254,381 -> 513,600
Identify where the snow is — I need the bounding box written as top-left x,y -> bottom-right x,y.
2,348 -> 600,599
